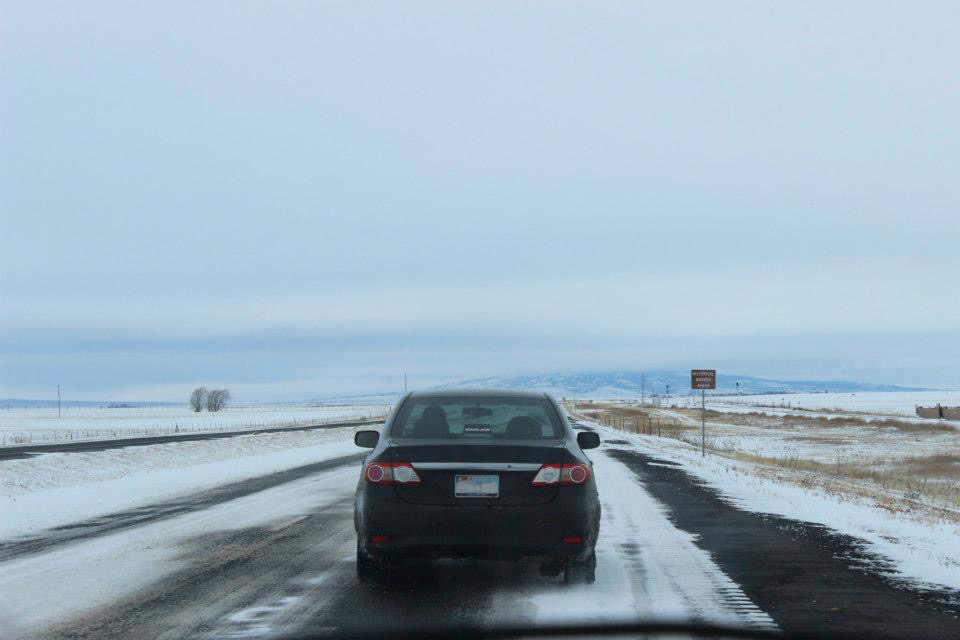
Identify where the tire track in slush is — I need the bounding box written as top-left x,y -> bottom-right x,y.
516,446 -> 776,629
0,453 -> 365,561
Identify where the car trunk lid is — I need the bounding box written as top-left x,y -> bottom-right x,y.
388,440 -> 566,506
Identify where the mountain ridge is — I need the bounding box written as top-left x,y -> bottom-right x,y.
433,370 -> 929,397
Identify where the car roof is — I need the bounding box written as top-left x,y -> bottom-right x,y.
406,388 -> 552,400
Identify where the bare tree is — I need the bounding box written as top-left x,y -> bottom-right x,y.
206,388 -> 231,412
189,387 -> 208,412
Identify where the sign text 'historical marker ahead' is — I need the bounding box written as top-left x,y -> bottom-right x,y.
691,369 -> 716,390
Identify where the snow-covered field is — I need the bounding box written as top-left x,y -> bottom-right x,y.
655,406 -> 960,466
0,403 -> 391,446
698,390 -> 960,416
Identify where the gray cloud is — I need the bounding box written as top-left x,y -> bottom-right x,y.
2,2 -> 958,400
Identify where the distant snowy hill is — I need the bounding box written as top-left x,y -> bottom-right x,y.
433,370 -> 927,397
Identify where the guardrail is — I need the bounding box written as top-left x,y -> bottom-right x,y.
0,417 -> 386,460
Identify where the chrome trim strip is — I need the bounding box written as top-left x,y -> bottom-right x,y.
411,462 -> 542,471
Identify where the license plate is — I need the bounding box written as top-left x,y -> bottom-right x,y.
455,474 -> 499,498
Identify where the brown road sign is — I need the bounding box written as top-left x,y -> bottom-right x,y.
691,369 -> 716,389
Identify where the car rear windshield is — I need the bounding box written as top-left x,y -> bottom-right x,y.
390,396 -> 563,439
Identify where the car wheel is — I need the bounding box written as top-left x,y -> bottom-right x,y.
563,550 -> 596,585
356,543 -> 385,584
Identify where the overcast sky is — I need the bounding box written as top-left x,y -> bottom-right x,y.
2,1 -> 958,401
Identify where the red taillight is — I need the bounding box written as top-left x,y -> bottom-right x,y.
371,535 -> 388,543
364,462 -> 421,485
531,463 -> 590,486
563,536 -> 583,544
567,464 -> 588,484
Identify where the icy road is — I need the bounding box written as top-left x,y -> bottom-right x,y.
1,423 -> 957,639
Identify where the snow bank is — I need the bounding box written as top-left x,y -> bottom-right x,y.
0,426 -> 369,540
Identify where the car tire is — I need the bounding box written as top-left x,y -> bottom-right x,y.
356,543 -> 385,584
563,550 -> 596,585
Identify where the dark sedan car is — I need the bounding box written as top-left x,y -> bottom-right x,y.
353,390 -> 601,584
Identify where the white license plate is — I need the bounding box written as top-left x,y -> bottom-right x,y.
455,474 -> 499,497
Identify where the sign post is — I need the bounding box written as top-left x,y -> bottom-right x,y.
690,369 -> 716,456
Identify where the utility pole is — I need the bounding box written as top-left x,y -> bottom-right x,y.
57,385 -> 61,419
640,372 -> 645,406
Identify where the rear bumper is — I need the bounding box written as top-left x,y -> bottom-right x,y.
357,488 -> 599,561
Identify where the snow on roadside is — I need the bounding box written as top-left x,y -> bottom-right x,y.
0,426 -> 371,540
593,422 -> 960,593
0,403 -> 390,446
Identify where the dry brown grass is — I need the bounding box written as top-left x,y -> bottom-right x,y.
781,414 -> 955,432
669,408 -> 955,433
727,450 -> 960,516
901,453 -> 960,479
581,403 -> 652,419
576,405 -> 690,437
744,404 -> 908,418
786,436 -> 850,445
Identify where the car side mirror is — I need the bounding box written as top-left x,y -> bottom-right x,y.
577,431 -> 600,450
354,430 -> 379,448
